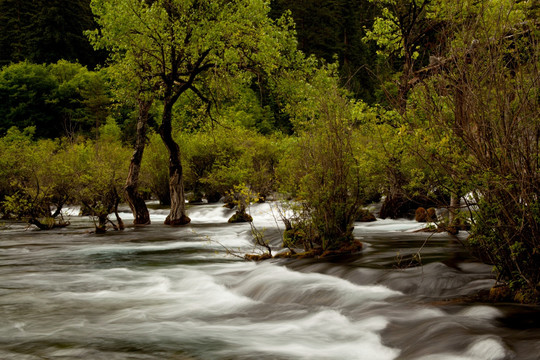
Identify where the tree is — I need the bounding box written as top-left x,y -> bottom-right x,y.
270,0 -> 380,102
0,0 -> 103,67
89,0 -> 296,225
49,61 -> 112,138
75,120 -> 131,232
0,0 -> 36,65
277,65 -> 366,252
412,0 -> 540,302
0,62 -> 60,138
0,61 -> 113,139
364,0 -> 443,112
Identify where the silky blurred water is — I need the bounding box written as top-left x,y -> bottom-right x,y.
1,203 -> 539,359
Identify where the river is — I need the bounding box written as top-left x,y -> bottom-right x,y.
1,203 -> 539,359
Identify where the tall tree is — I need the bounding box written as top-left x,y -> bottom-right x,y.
0,62 -> 59,137
0,0 -> 36,65
364,0 -> 443,112
270,0 -> 380,102
89,0 -> 296,225
413,0 -> 540,301
0,0 -> 103,67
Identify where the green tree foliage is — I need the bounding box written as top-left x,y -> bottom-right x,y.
410,0 -> 540,301
181,127 -> 280,203
270,0 -> 380,102
0,121 -> 130,231
277,66 -> 366,251
0,62 -> 59,138
49,61 -> 112,137
0,0 -> 35,65
0,0 -> 103,67
89,0 -> 298,225
364,0 -> 446,110
0,127 -> 81,226
140,132 -> 170,205
75,120 -> 131,232
0,61 -> 112,138
140,125 -> 281,206
0,127 -> 39,218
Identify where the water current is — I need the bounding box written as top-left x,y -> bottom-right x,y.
1,203 -> 539,359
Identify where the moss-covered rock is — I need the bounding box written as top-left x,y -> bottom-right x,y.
321,240 -> 363,257
228,211 -> 253,223
356,209 -> 376,222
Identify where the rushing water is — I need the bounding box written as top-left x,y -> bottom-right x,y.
1,203 -> 539,360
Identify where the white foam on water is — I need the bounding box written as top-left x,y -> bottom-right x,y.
4,260 -> 401,360
210,310 -> 400,360
1,202 -> 532,360
61,206 -> 81,217
148,214 -> 168,222
188,227 -> 256,251
61,206 -> 168,223
354,218 -> 427,232
465,338 -> 509,360
232,262 -> 402,306
414,337 -> 510,360
398,307 -> 447,322
187,204 -> 235,224
458,306 -> 503,321
197,201 -> 294,230
0,350 -> 43,360
51,266 -> 257,319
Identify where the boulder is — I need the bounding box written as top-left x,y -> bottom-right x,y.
228,211 -> 253,223
357,209 -> 376,222
415,207 -> 427,222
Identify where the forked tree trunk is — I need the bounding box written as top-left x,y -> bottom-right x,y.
125,98 -> 152,225
160,98 -> 191,226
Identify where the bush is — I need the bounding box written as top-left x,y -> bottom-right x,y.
277,68 -> 365,251
178,126 -> 280,204
140,132 -> 170,205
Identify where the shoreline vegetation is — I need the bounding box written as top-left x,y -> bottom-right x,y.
1,0 -> 539,304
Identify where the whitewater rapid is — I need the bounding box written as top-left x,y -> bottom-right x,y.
1,203 -> 538,359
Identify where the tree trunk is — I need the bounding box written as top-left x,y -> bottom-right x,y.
159,97 -> 191,226
113,186 -> 125,230
124,98 -> 151,225
398,52 -> 413,114
448,193 -> 460,226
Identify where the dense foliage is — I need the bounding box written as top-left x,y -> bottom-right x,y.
0,0 -> 103,68
0,0 -> 539,302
